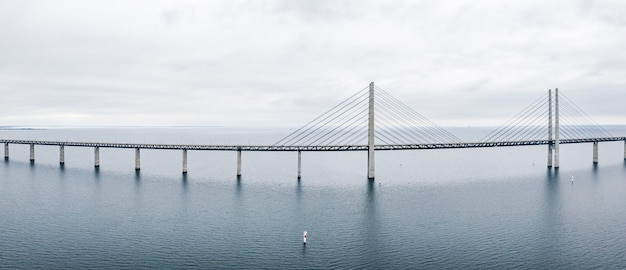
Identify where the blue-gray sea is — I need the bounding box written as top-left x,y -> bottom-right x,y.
1,127 -> 626,269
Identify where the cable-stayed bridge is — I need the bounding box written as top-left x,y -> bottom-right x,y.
2,82 -> 625,178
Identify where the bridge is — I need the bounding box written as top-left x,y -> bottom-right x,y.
2,83 -> 625,179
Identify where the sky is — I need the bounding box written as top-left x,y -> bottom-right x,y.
1,0 -> 625,128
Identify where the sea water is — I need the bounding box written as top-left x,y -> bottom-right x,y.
1,127 -> 625,269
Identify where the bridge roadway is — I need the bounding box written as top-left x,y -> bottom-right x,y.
1,137 -> 624,151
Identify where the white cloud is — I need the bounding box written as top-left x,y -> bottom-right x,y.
0,0 -> 624,127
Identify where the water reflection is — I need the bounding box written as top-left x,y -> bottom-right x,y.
89,166 -> 102,202
180,174 -> 189,212
57,164 -> 66,194
27,160 -> 36,179
59,163 -> 66,177
236,176 -> 243,197
361,179 -> 381,268
134,171 -> 142,196
590,163 -> 600,188
296,179 -> 302,203
181,174 -> 188,186
366,179 -> 376,206
541,168 -> 562,267
181,174 -> 189,196
295,178 -> 306,256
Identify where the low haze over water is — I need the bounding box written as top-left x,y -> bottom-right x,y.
1,127 -> 626,269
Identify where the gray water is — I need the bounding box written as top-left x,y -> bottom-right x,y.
1,127 -> 626,269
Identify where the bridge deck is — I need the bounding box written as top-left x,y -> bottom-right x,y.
1,137 -> 624,151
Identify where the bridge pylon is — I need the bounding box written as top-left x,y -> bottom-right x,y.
367,82 -> 375,179
548,88 -> 560,169
554,88 -> 560,168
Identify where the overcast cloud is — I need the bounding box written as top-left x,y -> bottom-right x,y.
1,0 -> 625,127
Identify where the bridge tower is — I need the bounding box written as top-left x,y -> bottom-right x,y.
548,88 -> 560,169
368,82 -> 375,179
554,88 -> 560,168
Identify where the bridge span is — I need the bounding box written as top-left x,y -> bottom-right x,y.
2,83 -> 625,178
2,137 -> 625,151
2,137 -> 625,178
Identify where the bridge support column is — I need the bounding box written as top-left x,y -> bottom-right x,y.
182,149 -> 188,174
94,147 -> 100,167
135,148 -> 140,171
367,82 -> 375,179
59,145 -> 65,165
29,144 -> 35,162
236,149 -> 242,177
297,150 -> 302,180
593,142 -> 598,164
554,88 -> 560,168
547,89 -> 553,167
4,143 -> 8,160
547,145 -> 553,167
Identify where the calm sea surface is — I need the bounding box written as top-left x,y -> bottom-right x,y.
1,127 -> 626,269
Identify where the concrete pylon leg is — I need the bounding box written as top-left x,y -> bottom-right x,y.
182,149 -> 188,174
593,142 -> 598,164
547,89 -> 553,168
30,144 -> 35,162
547,145 -> 553,168
554,88 -> 560,168
367,82 -> 375,179
135,148 -> 141,171
94,147 -> 100,167
60,145 -> 65,164
236,150 -> 242,177
5,143 -> 9,160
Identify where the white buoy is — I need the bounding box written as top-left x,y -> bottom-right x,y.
571,176 -> 574,182
303,231 -> 307,245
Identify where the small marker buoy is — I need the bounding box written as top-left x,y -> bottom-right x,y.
571,176 -> 574,182
303,231 -> 307,245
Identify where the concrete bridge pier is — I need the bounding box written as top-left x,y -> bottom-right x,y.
236,149 -> 242,177
59,145 -> 65,165
29,144 -> 35,162
593,142 -> 598,164
4,143 -> 9,160
297,150 -> 302,180
182,149 -> 188,174
94,147 -> 100,167
135,148 -> 141,171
